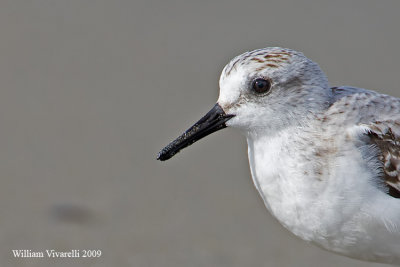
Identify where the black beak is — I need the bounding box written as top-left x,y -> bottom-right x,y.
157,103 -> 235,161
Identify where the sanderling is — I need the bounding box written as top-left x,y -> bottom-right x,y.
157,47 -> 400,264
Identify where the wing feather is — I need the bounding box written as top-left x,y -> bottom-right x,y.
365,120 -> 400,198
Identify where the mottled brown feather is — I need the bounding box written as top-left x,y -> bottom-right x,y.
366,121 -> 400,198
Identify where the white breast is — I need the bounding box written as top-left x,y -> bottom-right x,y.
246,126 -> 400,263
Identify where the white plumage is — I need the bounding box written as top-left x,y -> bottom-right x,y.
158,47 -> 400,264
219,48 -> 400,264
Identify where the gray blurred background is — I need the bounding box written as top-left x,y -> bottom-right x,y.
1,0 -> 399,266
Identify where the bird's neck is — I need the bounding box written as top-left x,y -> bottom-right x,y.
246,125 -> 340,241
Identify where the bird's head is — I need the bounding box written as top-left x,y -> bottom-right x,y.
157,47 -> 331,161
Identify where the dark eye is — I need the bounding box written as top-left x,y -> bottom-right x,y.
252,78 -> 271,94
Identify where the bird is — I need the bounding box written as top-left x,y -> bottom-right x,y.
157,47 -> 400,264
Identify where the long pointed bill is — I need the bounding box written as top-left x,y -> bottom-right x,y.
157,103 -> 234,161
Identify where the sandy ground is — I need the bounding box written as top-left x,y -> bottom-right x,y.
1,1 -> 399,266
